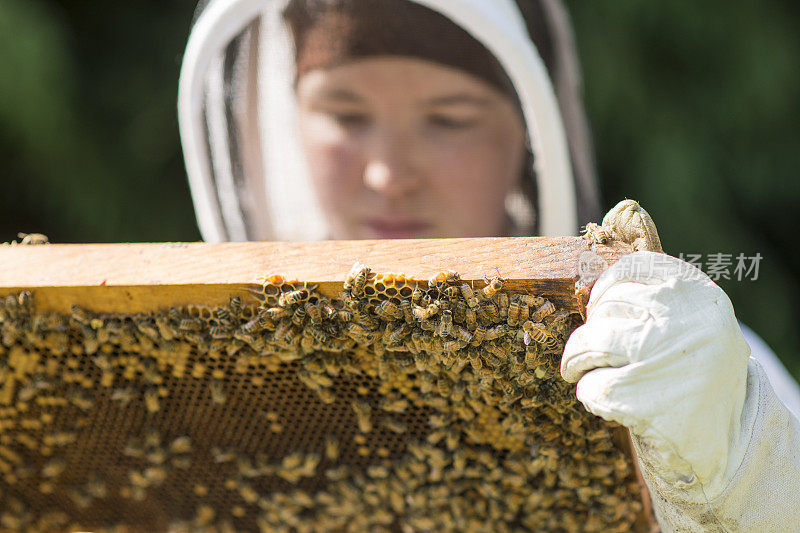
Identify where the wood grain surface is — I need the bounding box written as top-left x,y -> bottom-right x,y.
0,236 -> 653,529
0,237 -> 631,314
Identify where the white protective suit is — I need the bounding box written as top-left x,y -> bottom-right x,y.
177,0 -> 800,529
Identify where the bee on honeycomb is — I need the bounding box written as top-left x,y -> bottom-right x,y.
0,265 -> 644,532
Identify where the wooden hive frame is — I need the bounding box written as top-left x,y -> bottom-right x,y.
0,237 -> 654,531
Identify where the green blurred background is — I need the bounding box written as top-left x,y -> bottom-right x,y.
1,0 -> 798,378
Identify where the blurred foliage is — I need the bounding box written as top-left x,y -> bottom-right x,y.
1,0 -> 798,376
0,0 -> 199,242
566,0 -> 800,378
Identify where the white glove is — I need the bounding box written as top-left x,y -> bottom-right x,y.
562,251 -> 752,502
562,251 -> 800,531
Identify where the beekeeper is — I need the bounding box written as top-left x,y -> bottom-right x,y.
178,0 -> 800,529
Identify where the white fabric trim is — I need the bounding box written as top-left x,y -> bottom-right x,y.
206,52 -> 249,241
179,0 -> 269,242
258,2 -> 328,242
740,322 -> 800,420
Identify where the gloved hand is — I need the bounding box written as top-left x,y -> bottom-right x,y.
561,251 -> 753,504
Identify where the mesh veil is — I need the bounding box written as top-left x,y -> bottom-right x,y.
179,0 -> 601,242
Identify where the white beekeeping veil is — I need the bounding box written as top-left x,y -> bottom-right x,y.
178,0 -> 600,242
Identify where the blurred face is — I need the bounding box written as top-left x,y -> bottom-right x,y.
296,57 -> 527,239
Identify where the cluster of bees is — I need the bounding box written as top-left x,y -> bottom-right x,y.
0,263 -> 644,531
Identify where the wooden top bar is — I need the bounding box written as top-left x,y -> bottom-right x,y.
0,237 -> 630,314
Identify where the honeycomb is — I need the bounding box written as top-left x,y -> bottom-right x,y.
0,264 -> 644,532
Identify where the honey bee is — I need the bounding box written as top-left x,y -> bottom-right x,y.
229,295 -> 243,317
277,453 -> 307,483
428,270 -> 460,290
452,326 -> 473,344
143,466 -> 167,485
522,321 -> 559,351
366,464 -> 389,479
194,505 -> 216,527
214,305 -> 233,324
520,294 -> 545,307
345,322 -> 373,343
174,458 -> 192,471
442,286 -> 460,302
211,447 -> 237,464
239,316 -> 260,334
352,307 -> 377,330
261,306 -> 289,325
208,324 -> 229,339
376,300 -> 402,321
304,301 -> 322,326
412,301 -> 440,321
344,262 -> 365,290
387,323 -> 411,347
418,316 -> 436,332
583,221 -> 609,244
351,401 -> 372,433
381,417 -> 407,434
70,305 -> 92,326
135,318 -> 160,341
153,315 -> 177,340
280,288 -> 310,307
436,309 -> 453,338
471,325 -> 486,347
307,326 -> 330,346
413,351 -> 433,372
484,324 -> 510,343
291,305 -> 308,326
315,300 -> 336,320
238,483 -> 259,504
445,428 -> 461,451
379,397 -> 408,413
178,318 -> 203,332
507,297 -> 523,326
170,436 -> 192,454
465,307 -> 477,330
524,346 -> 541,369
302,452 -> 321,473
166,306 -> 183,321
68,487 -> 95,509
437,377 -> 453,396
411,287 -> 425,305
481,300 -> 500,323
486,342 -> 511,361
442,340 -> 468,354
40,459 -> 65,479
455,283 -> 475,306
496,292 -> 510,316
144,388 -> 160,413
482,275 -> 505,299
324,437 -> 340,461
16,290 -> 33,312
397,299 -> 414,324
448,298 -> 466,324
337,309 -> 353,323
531,300 -> 556,322
325,465 -> 350,482
17,232 -> 49,245
68,391 -> 93,411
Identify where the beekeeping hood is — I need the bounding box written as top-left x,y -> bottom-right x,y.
178,0 -> 601,242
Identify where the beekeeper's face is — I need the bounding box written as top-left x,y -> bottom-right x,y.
296,57 -> 526,239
